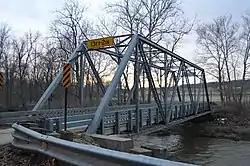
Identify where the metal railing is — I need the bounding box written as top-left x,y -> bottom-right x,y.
0,103 -> 209,125
45,102 -> 209,134
12,123 -> 196,166
0,104 -> 157,125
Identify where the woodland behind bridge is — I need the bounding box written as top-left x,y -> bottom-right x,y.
0,0 -> 249,110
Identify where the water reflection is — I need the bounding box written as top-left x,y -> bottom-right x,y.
133,124 -> 250,166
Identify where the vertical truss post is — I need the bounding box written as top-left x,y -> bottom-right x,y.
195,79 -> 202,114
181,67 -> 185,117
142,69 -> 145,103
86,34 -> 138,134
135,43 -> 140,133
32,42 -> 84,111
127,64 -> 143,103
138,41 -> 166,123
202,70 -> 210,111
203,78 -> 205,111
183,67 -> 194,113
194,68 -> 196,103
167,62 -> 183,123
80,54 -> 86,108
164,53 -> 168,119
160,69 -> 163,102
165,72 -> 174,120
117,57 -> 121,105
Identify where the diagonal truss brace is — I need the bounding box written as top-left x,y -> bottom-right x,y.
86,34 -> 139,134
84,48 -> 106,96
173,73 -> 182,102
138,41 -> 166,123
183,66 -> 195,109
167,62 -> 184,123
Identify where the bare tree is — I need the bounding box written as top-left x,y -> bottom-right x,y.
50,0 -> 93,105
106,0 -> 194,48
0,23 -> 11,108
12,31 -> 40,108
239,12 -> 250,103
50,0 -> 90,79
106,0 -> 194,103
218,15 -> 239,101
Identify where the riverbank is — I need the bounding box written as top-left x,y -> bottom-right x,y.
195,104 -> 250,141
155,104 -> 250,142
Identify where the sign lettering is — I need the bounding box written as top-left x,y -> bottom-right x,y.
87,37 -> 114,49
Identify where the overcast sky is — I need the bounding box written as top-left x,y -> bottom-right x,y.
0,0 -> 250,64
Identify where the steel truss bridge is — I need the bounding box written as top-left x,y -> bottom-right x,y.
4,33 -> 211,135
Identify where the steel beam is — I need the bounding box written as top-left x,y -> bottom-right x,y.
195,81 -> 202,114
135,43 -> 140,133
127,64 -> 143,103
138,35 -> 203,71
84,50 -> 106,96
183,67 -> 194,108
173,72 -> 182,102
202,70 -> 211,111
97,49 -> 165,70
167,62 -> 184,123
164,53 -> 168,119
138,41 -> 165,123
86,34 -> 138,134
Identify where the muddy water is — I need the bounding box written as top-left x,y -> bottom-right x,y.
133,125 -> 250,166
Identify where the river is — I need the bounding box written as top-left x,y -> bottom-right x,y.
133,124 -> 250,166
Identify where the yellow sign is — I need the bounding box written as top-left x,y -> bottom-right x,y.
87,37 -> 114,49
0,72 -> 3,88
62,63 -> 71,88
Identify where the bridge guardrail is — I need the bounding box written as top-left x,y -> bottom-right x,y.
47,102 -> 209,134
11,123 -> 196,166
1,102 -> 210,131
0,104 -> 158,125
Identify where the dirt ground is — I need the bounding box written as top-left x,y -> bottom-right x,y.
0,144 -> 53,166
0,133 -> 98,166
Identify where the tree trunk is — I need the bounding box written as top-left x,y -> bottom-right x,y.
239,61 -> 247,104
218,70 -> 224,105
225,61 -> 235,101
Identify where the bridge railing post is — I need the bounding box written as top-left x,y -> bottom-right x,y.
148,109 -> 152,126
183,105 -> 186,117
128,110 -> 133,131
185,104 -> 188,116
45,119 -> 54,133
55,118 -> 63,132
116,112 -> 120,134
139,109 -> 143,128
156,108 -> 159,124
176,105 -> 179,119
189,104 -> 192,116
179,105 -> 182,118
173,105 -> 177,120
